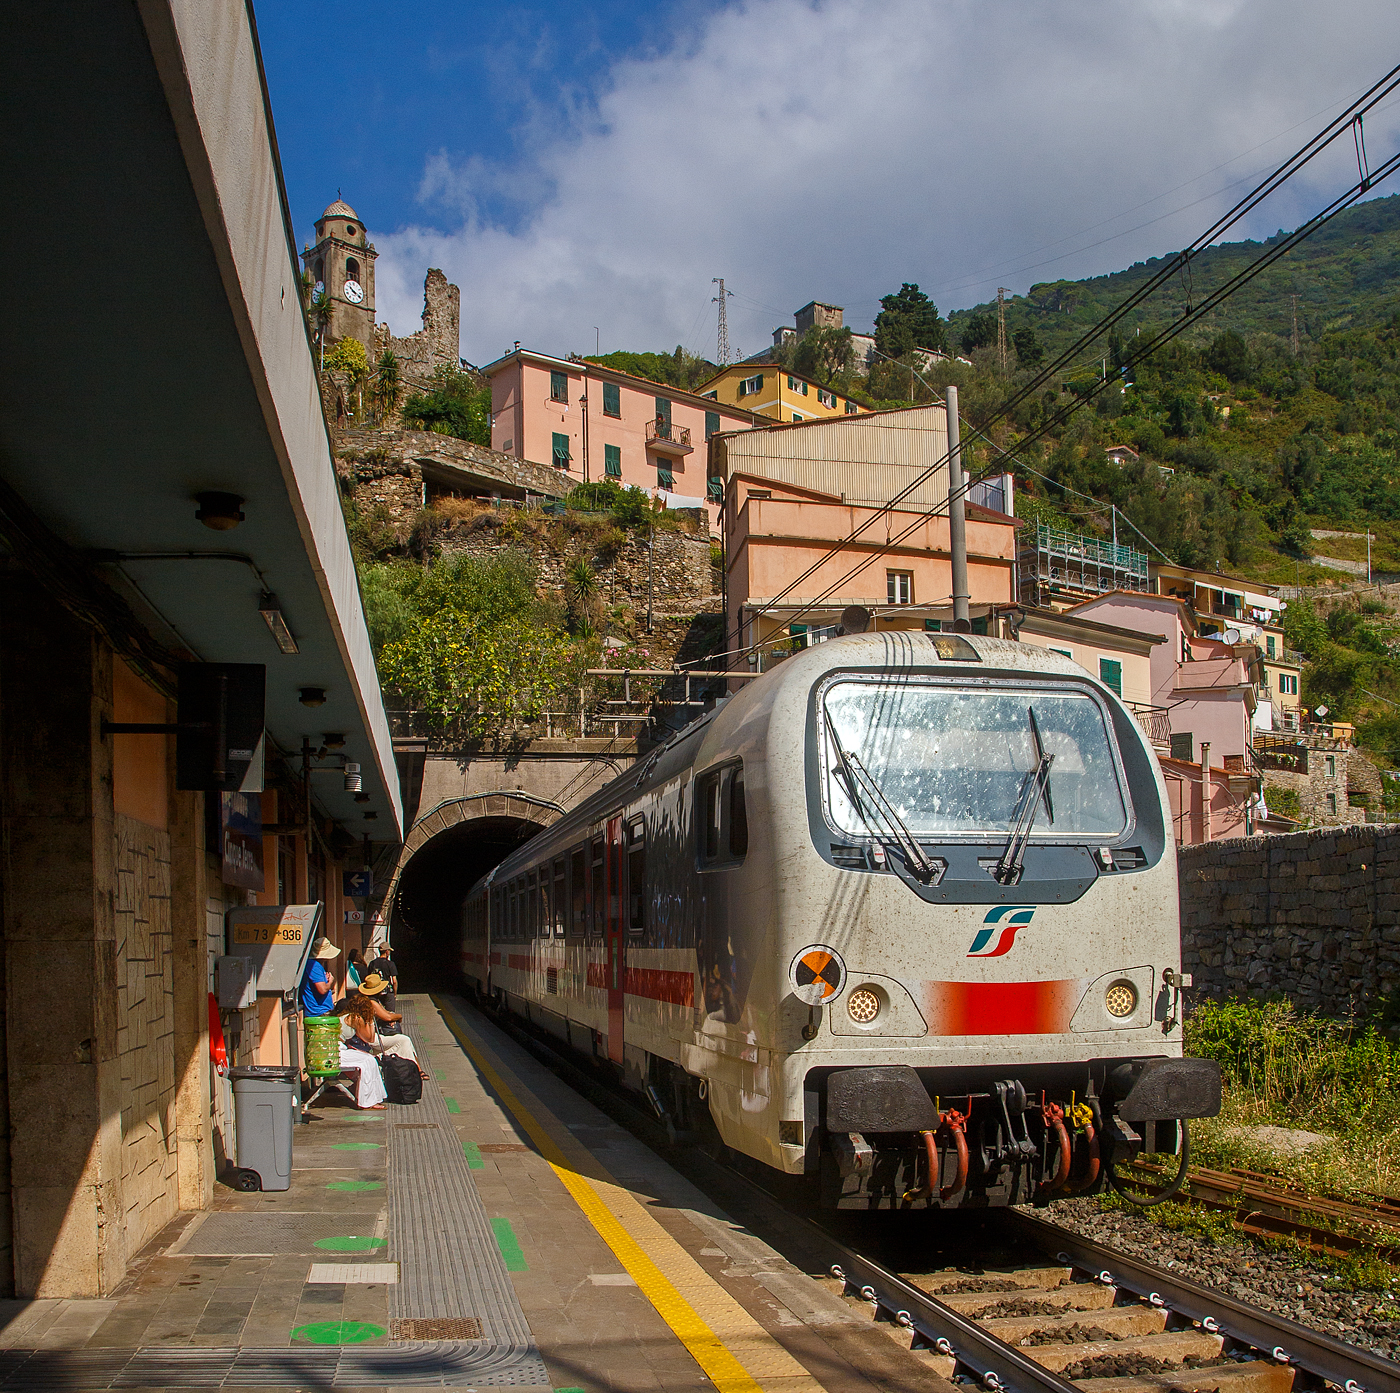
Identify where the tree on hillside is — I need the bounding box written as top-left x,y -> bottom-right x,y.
402,364 -> 491,445
792,325 -> 855,385
1014,327 -> 1045,368
584,347 -> 715,391
960,313 -> 998,353
874,284 -> 946,359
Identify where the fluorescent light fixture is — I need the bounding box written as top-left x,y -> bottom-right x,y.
258,592 -> 299,654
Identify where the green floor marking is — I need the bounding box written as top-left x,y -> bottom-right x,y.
555,1387 -> 587,1392
331,1142 -> 382,1151
444,1097 -> 461,1114
326,1180 -> 383,1192
436,1071 -> 445,1081
292,1319 -> 385,1345
462,1141 -> 483,1170
491,1216 -> 527,1271
315,1235 -> 388,1251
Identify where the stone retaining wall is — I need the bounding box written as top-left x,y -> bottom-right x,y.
1178,825 -> 1400,1014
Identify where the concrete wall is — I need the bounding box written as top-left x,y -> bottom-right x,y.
1179,825 -> 1400,1013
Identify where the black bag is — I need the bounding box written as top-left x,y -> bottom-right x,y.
381,1054 -> 421,1105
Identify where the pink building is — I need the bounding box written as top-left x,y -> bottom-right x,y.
1070,591 -> 1265,843
481,349 -> 766,527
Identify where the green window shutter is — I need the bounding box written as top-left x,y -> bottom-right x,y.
1170,732 -> 1194,762
923,618 -> 943,633
790,624 -> 808,651
654,396 -> 672,426
552,432 -> 570,468
602,382 -> 620,416
550,370 -> 568,402
707,477 -> 723,502
657,465 -> 674,491
970,616 -> 988,636
1099,657 -> 1123,695
604,444 -> 621,478
705,411 -> 720,439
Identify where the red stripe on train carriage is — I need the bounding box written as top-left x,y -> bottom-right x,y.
624,967 -> 694,1007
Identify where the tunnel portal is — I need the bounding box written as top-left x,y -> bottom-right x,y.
390,808 -> 550,991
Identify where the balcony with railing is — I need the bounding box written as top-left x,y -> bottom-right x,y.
645,417 -> 693,456
1128,702 -> 1172,754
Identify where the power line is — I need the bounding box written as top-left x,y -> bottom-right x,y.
725,136 -> 1400,659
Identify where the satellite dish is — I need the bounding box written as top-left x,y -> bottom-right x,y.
1224,628 -> 1241,645
1315,704 -> 1330,718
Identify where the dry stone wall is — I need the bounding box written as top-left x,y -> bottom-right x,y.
1178,825 -> 1400,1014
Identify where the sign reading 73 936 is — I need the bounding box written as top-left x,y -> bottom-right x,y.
233,922 -> 303,946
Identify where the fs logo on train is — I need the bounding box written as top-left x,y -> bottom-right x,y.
790,945 -> 846,1005
967,906 -> 1036,957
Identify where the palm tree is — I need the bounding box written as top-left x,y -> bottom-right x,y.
373,350 -> 402,423
308,289 -> 335,372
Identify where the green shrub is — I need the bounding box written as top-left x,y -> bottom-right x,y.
402,366 -> 490,444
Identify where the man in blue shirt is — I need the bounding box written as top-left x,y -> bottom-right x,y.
301,938 -> 340,1015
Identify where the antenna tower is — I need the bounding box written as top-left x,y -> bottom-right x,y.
712,278 -> 732,365
1290,293 -> 1300,356
996,287 -> 1011,374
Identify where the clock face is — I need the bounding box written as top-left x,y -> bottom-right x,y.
343,279 -> 364,304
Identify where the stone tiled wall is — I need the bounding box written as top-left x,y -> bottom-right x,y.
113,814 -> 177,1266
1178,825 -> 1400,1014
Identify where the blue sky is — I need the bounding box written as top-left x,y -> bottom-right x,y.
258,1 -> 1400,366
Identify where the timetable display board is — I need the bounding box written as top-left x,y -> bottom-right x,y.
225,903 -> 323,994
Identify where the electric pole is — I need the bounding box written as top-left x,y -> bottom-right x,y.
1290,293 -> 1300,356
712,279 -> 732,366
996,288 -> 1010,375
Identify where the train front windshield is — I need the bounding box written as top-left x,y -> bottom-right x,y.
820,677 -> 1129,838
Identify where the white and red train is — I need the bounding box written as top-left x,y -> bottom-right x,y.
461,631 -> 1218,1208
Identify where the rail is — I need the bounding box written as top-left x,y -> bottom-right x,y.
645,417 -> 692,448
1127,701 -> 1171,747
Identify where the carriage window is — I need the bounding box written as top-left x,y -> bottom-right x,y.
537,870 -> 549,940
508,881 -> 518,942
553,858 -> 567,936
590,835 -> 605,938
627,818 -> 646,933
698,763 -> 747,868
527,871 -> 538,939
570,847 -> 586,939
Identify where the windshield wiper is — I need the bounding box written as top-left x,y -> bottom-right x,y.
993,706 -> 1055,886
825,715 -> 941,883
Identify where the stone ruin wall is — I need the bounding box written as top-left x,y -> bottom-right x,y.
373,268 -> 460,392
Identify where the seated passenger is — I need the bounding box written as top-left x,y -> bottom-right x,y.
335,977 -> 428,1081
336,1012 -> 387,1110
300,938 -> 341,1016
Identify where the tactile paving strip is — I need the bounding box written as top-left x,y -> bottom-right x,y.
387,1001 -> 548,1383
181,1213 -> 382,1256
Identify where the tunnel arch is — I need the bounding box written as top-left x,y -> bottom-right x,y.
386,792 -> 563,991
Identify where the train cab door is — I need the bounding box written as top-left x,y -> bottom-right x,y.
605,816 -> 625,1065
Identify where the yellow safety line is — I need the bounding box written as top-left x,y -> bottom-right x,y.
430,994 -> 768,1393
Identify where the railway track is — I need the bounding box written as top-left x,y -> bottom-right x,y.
466,1000 -> 1400,1393
823,1209 -> 1400,1393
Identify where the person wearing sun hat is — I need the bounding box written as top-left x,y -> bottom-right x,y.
334,973 -> 427,1078
300,937 -> 340,1017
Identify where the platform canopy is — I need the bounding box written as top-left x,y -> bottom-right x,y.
0,0 -> 402,838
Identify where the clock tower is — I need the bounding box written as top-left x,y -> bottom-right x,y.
302,199 -> 377,351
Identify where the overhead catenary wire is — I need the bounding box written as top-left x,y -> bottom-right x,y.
724,143 -> 1400,660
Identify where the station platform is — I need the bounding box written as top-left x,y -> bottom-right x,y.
0,996 -> 948,1392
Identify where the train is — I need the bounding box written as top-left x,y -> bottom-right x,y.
461,629 -> 1219,1209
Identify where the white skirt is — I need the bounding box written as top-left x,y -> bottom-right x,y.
337,1044 -> 386,1108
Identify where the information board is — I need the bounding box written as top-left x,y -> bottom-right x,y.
225,903 -> 322,994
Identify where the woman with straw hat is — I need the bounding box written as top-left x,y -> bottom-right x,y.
300,938 -> 340,1017
336,975 -> 428,1080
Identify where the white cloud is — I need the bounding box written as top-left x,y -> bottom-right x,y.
370,0 -> 1400,364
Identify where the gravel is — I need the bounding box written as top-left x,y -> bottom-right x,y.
1047,1197 -> 1400,1363
1019,1322 -> 1119,1347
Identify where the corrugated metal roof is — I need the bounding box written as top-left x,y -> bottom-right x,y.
719,404 -> 949,510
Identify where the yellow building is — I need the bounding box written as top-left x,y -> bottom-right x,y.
698,364 -> 869,423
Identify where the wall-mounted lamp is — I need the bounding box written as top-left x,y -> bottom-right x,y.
195,491 -> 245,531
298,686 -> 327,707
258,593 -> 299,654
343,762 -> 362,793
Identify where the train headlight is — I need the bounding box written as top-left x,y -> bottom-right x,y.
847,987 -> 882,1024
1104,980 -> 1138,1018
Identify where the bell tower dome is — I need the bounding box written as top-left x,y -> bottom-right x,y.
302,198 -> 377,350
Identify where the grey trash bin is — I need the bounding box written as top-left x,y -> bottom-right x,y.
230,1065 -> 299,1192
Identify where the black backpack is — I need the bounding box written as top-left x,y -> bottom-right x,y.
381,1054 -> 421,1105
